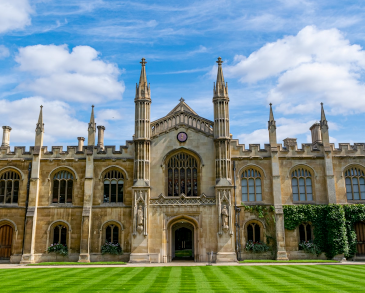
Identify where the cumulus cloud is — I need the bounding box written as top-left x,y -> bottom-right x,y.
0,97 -> 87,145
0,45 -> 10,59
0,0 -> 32,34
225,25 -> 365,115
15,44 -> 125,103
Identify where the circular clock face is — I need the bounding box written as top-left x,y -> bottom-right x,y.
177,132 -> 188,142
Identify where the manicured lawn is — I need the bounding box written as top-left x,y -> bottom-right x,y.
240,260 -> 339,263
1,265 -> 365,292
27,262 -> 127,266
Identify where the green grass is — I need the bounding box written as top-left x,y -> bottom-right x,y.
239,260 -> 339,263
1,265 -> 365,292
27,262 -> 126,266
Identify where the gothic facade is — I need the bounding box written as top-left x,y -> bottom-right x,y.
0,58 -> 364,263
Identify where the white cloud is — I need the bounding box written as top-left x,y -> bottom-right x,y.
225,25 -> 365,115
0,0 -> 32,34
0,45 -> 10,59
15,44 -> 125,103
0,97 -> 87,145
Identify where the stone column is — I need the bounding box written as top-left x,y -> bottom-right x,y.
97,126 -> 105,150
77,137 -> 85,152
1,126 -> 11,147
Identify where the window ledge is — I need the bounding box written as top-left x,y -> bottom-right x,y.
347,200 -> 365,203
240,202 -> 266,205
0,204 -> 20,208
292,201 -> 316,204
50,203 -> 73,207
100,203 -> 126,207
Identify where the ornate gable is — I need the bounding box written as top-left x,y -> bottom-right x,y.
151,98 -> 214,138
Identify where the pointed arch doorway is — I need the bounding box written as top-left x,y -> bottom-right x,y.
167,216 -> 199,262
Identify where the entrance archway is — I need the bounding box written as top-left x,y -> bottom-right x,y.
172,223 -> 194,260
167,216 -> 199,262
0,225 -> 13,259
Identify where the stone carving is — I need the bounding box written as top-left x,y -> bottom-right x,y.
137,205 -> 144,234
150,193 -> 216,205
221,205 -> 229,231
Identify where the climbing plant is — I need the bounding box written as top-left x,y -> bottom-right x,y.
283,204 -> 348,259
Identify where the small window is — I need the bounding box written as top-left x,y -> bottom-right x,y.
53,225 -> 67,246
241,168 -> 262,202
105,224 -> 119,244
291,168 -> 313,202
345,167 -> 365,200
103,170 -> 124,203
247,222 -> 261,242
0,171 -> 20,204
53,170 -> 74,204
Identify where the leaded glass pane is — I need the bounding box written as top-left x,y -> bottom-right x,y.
0,181 -> 5,203
346,177 -> 353,199
5,181 -> 12,203
111,180 -> 117,202
247,225 -> 253,241
118,180 -> 124,203
60,226 -> 67,245
256,178 -> 262,201
353,177 -> 360,200
113,227 -> 119,244
292,178 -> 299,201
360,177 -> 365,200
66,180 -> 73,203
299,178 -> 305,201
53,180 -> 59,203
306,178 -> 313,201
59,180 -> 66,203
241,179 -> 248,202
254,224 -> 260,242
106,226 -> 111,242
13,181 -> 19,204
103,180 -> 109,203
248,178 -> 255,201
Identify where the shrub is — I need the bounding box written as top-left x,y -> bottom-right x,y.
47,243 -> 68,256
245,240 -> 270,253
101,242 -> 123,255
299,240 -> 322,256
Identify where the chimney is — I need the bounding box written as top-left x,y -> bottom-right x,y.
1,126 -> 12,147
97,126 -> 105,150
283,138 -> 297,150
310,122 -> 322,145
77,137 -> 85,152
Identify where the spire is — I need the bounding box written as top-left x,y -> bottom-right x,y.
36,105 -> 44,131
35,105 -> 44,146
88,105 -> 96,146
213,57 -> 228,98
268,103 -> 277,146
320,102 -> 328,128
136,58 -> 150,100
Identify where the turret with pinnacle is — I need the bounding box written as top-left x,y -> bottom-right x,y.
268,103 -> 277,147
35,105 -> 44,147
88,105 -> 96,146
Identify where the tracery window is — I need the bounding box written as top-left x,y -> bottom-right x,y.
345,167 -> 365,200
0,171 -> 20,204
53,225 -> 67,245
299,223 -> 312,243
105,224 -> 119,244
291,168 -> 313,201
103,170 -> 124,203
53,170 -> 73,204
167,153 -> 198,196
247,222 -> 261,242
241,168 -> 262,202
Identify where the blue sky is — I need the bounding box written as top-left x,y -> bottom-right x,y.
1,0 -> 365,148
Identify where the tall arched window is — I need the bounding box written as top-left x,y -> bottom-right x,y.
167,153 -> 198,196
105,224 -> 119,244
247,222 -> 261,242
53,224 -> 67,245
0,171 -> 20,204
291,167 -> 313,201
103,170 -> 124,203
53,170 -> 74,204
241,168 -> 262,202
345,167 -> 365,200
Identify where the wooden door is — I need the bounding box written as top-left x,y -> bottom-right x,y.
0,225 -> 13,259
355,222 -> 365,256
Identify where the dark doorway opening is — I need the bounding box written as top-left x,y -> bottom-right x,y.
355,222 -> 365,256
173,226 -> 194,260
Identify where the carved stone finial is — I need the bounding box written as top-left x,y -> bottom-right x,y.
179,97 -> 185,102
140,58 -> 147,66
216,57 -> 223,65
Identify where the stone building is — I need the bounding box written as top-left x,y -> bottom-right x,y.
0,58 -> 365,264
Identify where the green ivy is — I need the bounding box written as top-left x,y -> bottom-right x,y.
283,204 -> 348,259
343,204 -> 365,258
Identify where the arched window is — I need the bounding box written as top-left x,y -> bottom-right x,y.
167,153 -> 198,196
53,170 -> 74,204
103,170 -> 124,203
247,222 -> 261,242
53,224 -> 67,245
345,167 -> 365,200
105,224 -> 119,244
0,171 -> 20,204
291,167 -> 313,201
299,223 -> 312,243
241,168 -> 262,202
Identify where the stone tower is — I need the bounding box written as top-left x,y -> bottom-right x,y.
213,57 -> 235,262
130,58 -> 151,263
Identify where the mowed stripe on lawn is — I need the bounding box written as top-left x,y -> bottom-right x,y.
1,265 -> 365,292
